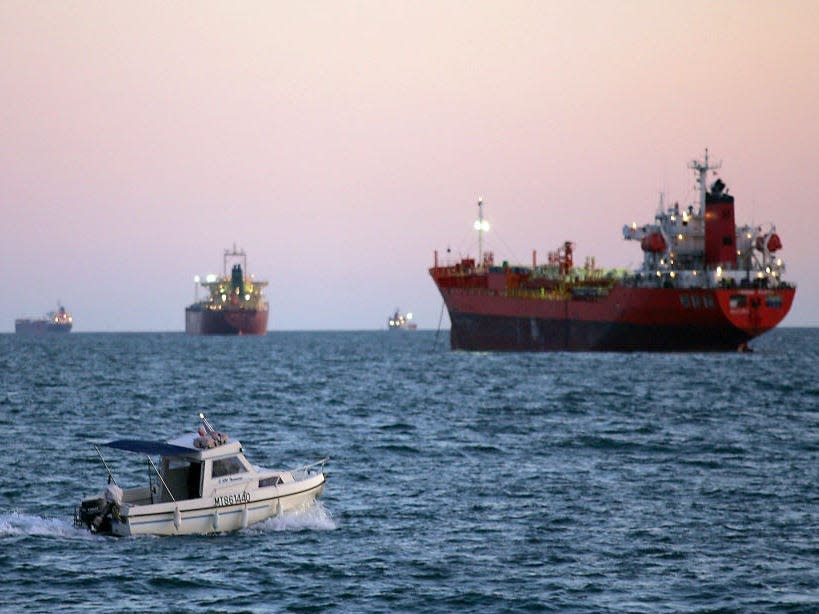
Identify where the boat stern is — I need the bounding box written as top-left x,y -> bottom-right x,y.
715,286 -> 796,340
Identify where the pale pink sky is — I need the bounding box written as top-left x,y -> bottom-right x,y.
1,1 -> 817,331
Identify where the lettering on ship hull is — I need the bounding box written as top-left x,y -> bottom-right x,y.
215,492 -> 251,507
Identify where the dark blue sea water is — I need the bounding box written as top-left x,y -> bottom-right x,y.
1,329 -> 817,612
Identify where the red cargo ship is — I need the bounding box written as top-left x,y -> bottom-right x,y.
185,247 -> 268,335
430,152 -> 795,351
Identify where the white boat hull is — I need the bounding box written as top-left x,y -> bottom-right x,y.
111,473 -> 325,537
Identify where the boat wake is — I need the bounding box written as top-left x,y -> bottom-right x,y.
0,511 -> 93,539
250,500 -> 336,533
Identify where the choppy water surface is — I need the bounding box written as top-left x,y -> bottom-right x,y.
1,330 -> 817,612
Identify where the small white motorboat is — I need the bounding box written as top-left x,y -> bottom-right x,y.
75,414 -> 327,536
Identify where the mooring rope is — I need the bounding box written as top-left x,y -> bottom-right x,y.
432,300 -> 445,351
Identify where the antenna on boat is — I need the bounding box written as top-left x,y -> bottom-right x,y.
199,412 -> 217,436
689,148 -> 721,214
94,445 -> 118,485
474,198 -> 490,266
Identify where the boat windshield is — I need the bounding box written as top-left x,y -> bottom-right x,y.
212,456 -> 247,478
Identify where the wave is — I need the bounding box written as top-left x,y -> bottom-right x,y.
248,500 -> 337,533
0,511 -> 93,539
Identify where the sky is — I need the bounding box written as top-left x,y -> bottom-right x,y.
1,0 -> 817,331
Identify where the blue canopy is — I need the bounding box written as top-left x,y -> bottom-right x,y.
103,439 -> 195,456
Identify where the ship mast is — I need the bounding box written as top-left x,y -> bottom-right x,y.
689,148 -> 721,213
223,243 -> 248,277
474,198 -> 490,266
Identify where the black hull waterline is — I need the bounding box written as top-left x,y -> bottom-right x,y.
448,312 -> 754,352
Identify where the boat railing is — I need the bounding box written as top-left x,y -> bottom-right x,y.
148,456 -> 177,503
208,458 -> 327,495
291,457 -> 329,480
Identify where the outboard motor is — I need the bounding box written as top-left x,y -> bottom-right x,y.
74,483 -> 123,534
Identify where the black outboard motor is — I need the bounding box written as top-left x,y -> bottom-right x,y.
74,497 -> 114,533
74,483 -> 123,534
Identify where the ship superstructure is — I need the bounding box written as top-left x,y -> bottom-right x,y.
388,309 -> 417,330
185,247 -> 269,335
622,150 -> 787,292
429,152 -> 795,351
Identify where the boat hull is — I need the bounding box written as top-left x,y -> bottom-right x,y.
109,473 -> 324,537
14,320 -> 72,334
185,306 -> 268,335
438,284 -> 796,352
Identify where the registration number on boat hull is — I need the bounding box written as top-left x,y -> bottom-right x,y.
215,492 -> 251,507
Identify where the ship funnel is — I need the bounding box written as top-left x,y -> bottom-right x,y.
231,264 -> 244,292
704,180 -> 737,268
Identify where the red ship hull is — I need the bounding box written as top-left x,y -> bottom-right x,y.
185,307 -> 268,336
435,281 -> 795,352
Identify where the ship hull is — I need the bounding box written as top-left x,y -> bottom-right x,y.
450,313 -> 756,351
439,285 -> 795,352
185,307 -> 268,336
15,320 -> 72,335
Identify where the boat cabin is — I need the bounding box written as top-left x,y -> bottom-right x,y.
159,436 -> 251,502
104,434 -> 272,505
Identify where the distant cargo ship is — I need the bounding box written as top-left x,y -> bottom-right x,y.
185,247 -> 269,336
15,304 -> 73,334
430,151 -> 795,351
388,309 -> 417,330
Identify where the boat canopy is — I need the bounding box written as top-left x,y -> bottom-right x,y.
103,439 -> 195,457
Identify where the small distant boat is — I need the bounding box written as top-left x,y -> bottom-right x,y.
74,414 -> 327,537
15,304 -> 73,334
185,246 -> 269,335
388,309 -> 417,330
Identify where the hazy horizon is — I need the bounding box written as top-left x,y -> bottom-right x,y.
2,1 -> 817,332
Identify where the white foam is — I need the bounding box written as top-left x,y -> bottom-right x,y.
251,500 -> 336,533
0,511 -> 94,539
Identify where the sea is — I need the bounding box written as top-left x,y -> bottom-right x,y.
1,329 -> 817,613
